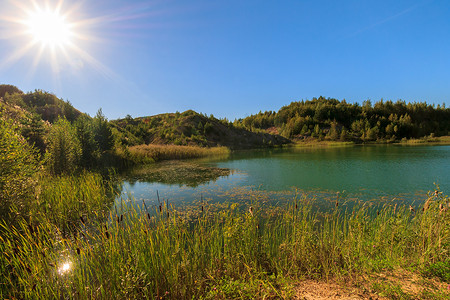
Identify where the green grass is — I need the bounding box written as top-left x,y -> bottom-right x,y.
32,171 -> 114,230
0,177 -> 449,299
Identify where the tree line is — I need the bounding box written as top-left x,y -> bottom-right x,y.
237,96 -> 450,141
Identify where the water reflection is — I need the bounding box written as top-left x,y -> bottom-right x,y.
122,161 -> 232,187
117,145 -> 450,210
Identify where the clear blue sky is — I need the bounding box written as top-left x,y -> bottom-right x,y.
1,0 -> 449,120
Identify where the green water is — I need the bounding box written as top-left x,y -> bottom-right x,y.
119,145 -> 450,206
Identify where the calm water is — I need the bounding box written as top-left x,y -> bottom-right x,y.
119,145 -> 450,206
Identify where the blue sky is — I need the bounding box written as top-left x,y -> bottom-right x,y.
1,0 -> 449,120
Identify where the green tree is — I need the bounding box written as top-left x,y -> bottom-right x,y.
75,116 -> 99,167
0,84 -> 23,98
328,120 -> 339,140
340,127 -> 348,141
0,117 -> 40,220
45,117 -> 81,175
93,109 -> 114,153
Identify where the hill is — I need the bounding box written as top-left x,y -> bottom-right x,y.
111,110 -> 290,149
0,85 -> 87,153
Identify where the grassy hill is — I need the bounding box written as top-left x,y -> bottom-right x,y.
111,110 -> 290,149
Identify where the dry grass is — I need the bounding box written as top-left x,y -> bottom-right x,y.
128,144 -> 230,162
401,135 -> 450,145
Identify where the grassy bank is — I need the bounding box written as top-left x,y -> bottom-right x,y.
126,144 -> 230,163
1,178 -> 449,299
292,140 -> 355,148
399,135 -> 450,145
292,135 -> 450,148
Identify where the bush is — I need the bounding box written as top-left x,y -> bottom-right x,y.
0,117 -> 40,220
45,117 -> 81,175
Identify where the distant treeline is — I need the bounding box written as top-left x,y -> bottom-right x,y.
237,96 -> 450,141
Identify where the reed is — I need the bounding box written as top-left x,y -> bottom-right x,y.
127,144 -> 230,163
32,171 -> 114,230
1,188 -> 449,299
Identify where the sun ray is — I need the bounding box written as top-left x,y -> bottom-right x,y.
26,44 -> 46,79
0,41 -> 36,69
69,43 -> 119,81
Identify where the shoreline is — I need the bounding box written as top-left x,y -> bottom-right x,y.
288,135 -> 450,148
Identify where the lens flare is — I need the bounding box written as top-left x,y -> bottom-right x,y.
58,262 -> 71,274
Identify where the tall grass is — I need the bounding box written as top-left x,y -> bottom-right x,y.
32,171 -> 114,230
127,144 -> 230,163
1,187 -> 449,299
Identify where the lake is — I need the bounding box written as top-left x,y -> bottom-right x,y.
118,144 -> 450,208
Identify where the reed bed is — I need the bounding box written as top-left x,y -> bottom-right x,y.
128,144 -> 230,163
1,186 -> 449,299
32,171 -> 114,230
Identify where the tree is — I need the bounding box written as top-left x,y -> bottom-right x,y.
93,109 -> 114,153
340,127 -> 348,141
0,117 -> 40,220
45,117 -> 81,175
75,116 -> 99,167
328,120 -> 339,140
0,84 -> 23,98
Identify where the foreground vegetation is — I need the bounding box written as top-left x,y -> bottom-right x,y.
1,175 -> 449,299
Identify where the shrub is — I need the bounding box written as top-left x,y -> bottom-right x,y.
0,117 -> 40,220
45,117 -> 81,175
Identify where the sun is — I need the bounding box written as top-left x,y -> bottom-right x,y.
25,7 -> 73,49
1,0 -> 149,80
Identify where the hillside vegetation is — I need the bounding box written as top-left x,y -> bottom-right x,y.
111,110 -> 290,149
239,96 -> 450,142
0,83 -> 289,182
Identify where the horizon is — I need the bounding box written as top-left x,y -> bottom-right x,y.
1,0 -> 449,120
1,85 -> 449,121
